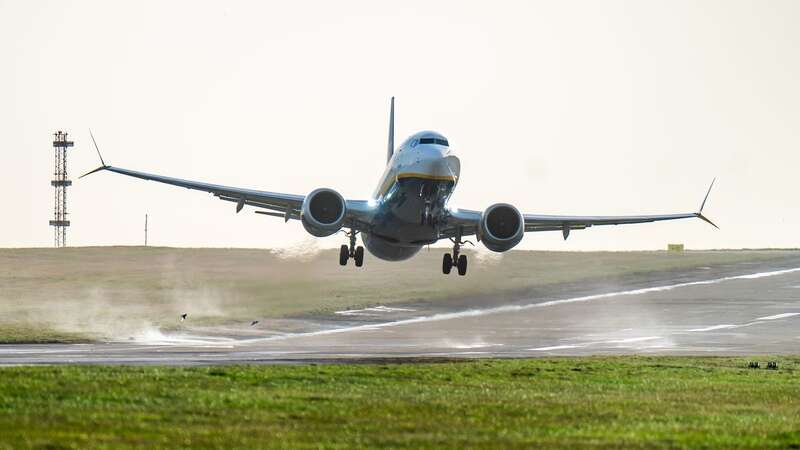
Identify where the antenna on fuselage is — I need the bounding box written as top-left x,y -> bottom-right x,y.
387,96 -> 395,162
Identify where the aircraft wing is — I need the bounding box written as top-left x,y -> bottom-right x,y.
442,180 -> 717,240
81,165 -> 375,229
520,211 -> 713,234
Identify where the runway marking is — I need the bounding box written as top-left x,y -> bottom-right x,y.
333,311 -> 380,317
149,266 -> 800,347
442,341 -> 504,349
688,324 -> 738,332
529,336 -> 664,352
754,312 -> 800,321
335,305 -> 417,316
607,336 -> 662,344
529,345 -> 582,351
534,310 -> 800,354
371,306 -> 416,312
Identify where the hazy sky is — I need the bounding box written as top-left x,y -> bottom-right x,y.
2,0 -> 798,250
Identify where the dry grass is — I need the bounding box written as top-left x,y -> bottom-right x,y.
0,246 -> 795,342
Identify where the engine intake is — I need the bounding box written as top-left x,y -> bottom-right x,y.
479,203 -> 524,252
301,188 -> 346,237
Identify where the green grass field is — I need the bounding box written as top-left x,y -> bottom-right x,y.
1,247 -> 796,343
0,357 -> 798,449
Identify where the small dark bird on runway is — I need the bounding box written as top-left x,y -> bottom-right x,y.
250,320 -> 259,326
180,313 -> 188,321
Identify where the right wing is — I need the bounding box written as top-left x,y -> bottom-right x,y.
441,180 -> 717,240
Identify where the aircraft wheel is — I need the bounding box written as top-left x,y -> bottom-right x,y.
354,246 -> 365,267
457,254 -> 467,276
442,253 -> 453,274
339,245 -> 349,266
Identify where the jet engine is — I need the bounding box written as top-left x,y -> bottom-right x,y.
301,188 -> 347,237
479,203 -> 524,252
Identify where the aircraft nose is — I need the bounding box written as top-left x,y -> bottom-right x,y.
419,152 -> 459,181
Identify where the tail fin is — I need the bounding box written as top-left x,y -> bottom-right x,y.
387,96 -> 395,162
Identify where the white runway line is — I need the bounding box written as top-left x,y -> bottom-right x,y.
335,305 -> 417,316
529,337 -> 664,352
607,336 -> 662,344
529,345 -> 582,351
333,311 -> 381,317
688,324 -> 738,332
754,312 -> 800,321
371,306 -> 416,312
684,313 -> 800,334
532,309 -> 800,353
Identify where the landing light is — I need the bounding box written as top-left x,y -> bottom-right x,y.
367,198 -> 379,208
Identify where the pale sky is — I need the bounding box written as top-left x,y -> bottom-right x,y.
2,0 -> 798,250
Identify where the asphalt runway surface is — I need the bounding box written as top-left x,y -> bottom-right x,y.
2,256 -> 800,365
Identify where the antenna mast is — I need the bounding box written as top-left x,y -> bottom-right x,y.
49,131 -> 73,247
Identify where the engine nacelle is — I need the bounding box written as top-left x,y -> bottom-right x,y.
479,203 -> 524,252
301,188 -> 347,237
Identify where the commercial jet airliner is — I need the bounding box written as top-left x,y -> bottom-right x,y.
83,98 -> 716,276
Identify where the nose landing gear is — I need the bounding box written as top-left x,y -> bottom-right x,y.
339,229 -> 364,267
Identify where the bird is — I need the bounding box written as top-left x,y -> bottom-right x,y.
180,313 -> 187,321
250,320 -> 259,327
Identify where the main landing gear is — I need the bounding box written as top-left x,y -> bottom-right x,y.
442,236 -> 470,276
339,229 -> 364,267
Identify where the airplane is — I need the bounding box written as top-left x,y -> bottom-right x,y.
82,98 -> 717,276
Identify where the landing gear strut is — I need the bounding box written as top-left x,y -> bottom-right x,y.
442,230 -> 470,276
339,229 -> 364,267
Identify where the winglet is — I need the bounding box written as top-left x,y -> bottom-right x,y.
696,212 -> 719,229
699,178 -> 715,213
387,97 -> 395,163
79,165 -> 109,179
80,130 -> 110,178
696,178 -> 718,229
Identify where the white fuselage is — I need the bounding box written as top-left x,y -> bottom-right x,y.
361,131 -> 461,261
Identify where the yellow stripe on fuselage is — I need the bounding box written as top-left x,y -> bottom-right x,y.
396,172 -> 457,182
374,172 -> 458,199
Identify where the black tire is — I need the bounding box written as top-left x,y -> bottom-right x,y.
442,253 -> 453,274
339,245 -> 349,266
354,246 -> 365,267
457,254 -> 467,276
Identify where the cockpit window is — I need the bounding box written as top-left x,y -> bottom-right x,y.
419,137 -> 449,146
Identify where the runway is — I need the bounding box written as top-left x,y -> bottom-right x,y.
2,256 -> 800,365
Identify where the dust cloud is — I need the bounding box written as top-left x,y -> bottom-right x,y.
30,285 -> 232,342
270,237 -> 323,262
470,246 -> 504,266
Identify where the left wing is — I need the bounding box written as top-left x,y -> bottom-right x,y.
82,164 -> 377,230
442,180 -> 717,240
81,131 -> 378,228
83,164 -> 306,219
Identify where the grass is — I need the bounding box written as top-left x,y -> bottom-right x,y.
0,247 -> 797,342
0,357 -> 798,449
